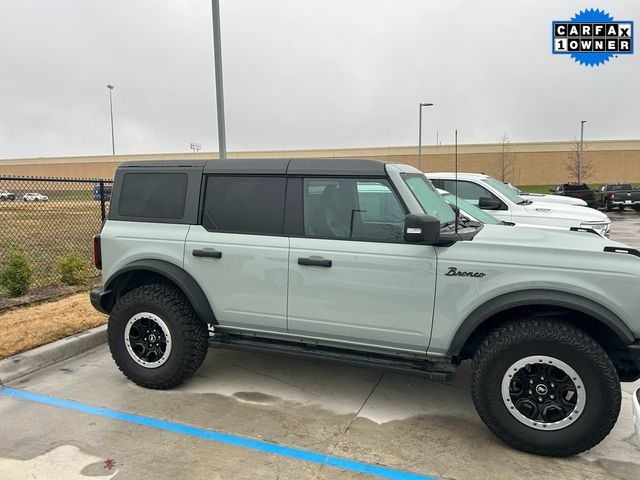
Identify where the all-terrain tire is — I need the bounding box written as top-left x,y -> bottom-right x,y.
471,318 -> 621,457
107,284 -> 209,389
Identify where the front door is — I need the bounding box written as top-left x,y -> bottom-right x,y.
287,177 -> 437,352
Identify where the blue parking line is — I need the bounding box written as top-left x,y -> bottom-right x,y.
0,387 -> 436,480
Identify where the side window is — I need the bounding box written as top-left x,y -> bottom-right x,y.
119,173 -> 187,219
441,180 -> 500,207
202,176 -> 286,235
303,178 -> 405,242
356,182 -> 406,223
429,178 -> 445,190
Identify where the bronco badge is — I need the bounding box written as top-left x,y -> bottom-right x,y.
445,267 -> 486,278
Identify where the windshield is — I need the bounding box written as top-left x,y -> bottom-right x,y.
482,176 -> 525,204
443,193 -> 502,225
402,174 -> 456,224
506,183 -> 524,194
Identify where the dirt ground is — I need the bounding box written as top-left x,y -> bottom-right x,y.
0,292 -> 106,359
0,199 -> 104,289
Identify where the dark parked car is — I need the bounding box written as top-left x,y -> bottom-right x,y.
595,183 -> 640,211
552,183 -> 596,207
93,183 -> 112,201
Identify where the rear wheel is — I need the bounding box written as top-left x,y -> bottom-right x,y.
107,284 -> 209,389
471,318 -> 621,456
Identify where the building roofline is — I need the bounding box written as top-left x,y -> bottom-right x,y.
2,138 -> 640,165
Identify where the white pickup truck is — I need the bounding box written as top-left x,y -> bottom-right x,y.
428,172 -> 610,237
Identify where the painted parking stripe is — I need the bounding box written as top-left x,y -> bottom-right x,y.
0,387 -> 436,480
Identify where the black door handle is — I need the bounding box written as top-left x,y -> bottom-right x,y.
298,257 -> 332,267
193,249 -> 222,259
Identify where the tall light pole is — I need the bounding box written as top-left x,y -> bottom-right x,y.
211,0 -> 227,160
579,120 -> 587,183
107,84 -> 115,155
418,102 -> 434,171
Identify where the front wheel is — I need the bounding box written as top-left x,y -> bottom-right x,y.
107,284 -> 209,389
471,318 -> 621,456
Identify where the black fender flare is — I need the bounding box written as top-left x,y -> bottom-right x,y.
102,259 -> 216,324
447,289 -> 636,357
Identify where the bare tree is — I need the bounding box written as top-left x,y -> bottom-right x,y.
491,133 -> 514,182
565,137 -> 595,182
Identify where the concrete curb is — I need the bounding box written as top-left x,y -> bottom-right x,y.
0,324 -> 107,385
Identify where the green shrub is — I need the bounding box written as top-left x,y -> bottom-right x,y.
0,248 -> 33,296
54,251 -> 92,285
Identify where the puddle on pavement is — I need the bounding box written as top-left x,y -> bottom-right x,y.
232,391 -> 280,405
0,445 -> 117,479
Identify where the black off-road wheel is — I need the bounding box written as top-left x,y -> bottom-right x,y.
107,284 -> 209,389
471,318 -> 621,456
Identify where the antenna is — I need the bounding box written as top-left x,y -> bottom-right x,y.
455,129 -> 459,234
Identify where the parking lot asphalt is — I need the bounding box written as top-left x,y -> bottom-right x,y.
608,210 -> 640,249
1,211 -> 639,480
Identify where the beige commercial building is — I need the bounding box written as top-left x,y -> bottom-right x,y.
1,139 -> 639,186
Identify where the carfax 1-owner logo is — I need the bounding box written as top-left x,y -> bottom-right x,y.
553,9 -> 634,66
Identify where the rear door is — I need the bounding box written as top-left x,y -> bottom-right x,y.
184,175 -> 289,333
287,176 -> 437,352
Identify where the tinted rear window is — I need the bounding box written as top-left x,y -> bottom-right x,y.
118,173 -> 187,219
608,184 -> 633,191
202,176 -> 286,234
562,184 -> 590,191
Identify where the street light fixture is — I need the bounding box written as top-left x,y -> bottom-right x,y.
418,102 -> 434,171
579,120 -> 587,183
107,84 -> 115,156
211,0 -> 227,160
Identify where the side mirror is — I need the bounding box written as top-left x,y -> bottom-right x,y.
404,214 -> 440,244
478,196 -> 504,210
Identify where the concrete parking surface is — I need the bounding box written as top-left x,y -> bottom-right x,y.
1,211 -> 639,480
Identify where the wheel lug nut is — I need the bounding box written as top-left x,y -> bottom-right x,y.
529,380 -> 533,384
528,390 -> 533,395
550,395 -> 555,399
538,397 -> 543,402
540,376 -> 545,381
551,383 -> 555,388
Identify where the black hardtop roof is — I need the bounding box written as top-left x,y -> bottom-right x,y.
118,158 -> 387,176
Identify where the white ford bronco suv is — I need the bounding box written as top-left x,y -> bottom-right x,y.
91,159 -> 640,457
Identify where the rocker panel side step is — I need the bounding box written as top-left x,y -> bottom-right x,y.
208,334 -> 455,381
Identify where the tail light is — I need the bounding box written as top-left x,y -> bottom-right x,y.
611,192 -> 616,200
93,235 -> 102,270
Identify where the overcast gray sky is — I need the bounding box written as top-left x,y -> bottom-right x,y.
0,0 -> 638,159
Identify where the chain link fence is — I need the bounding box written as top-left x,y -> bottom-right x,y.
0,177 -> 112,291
